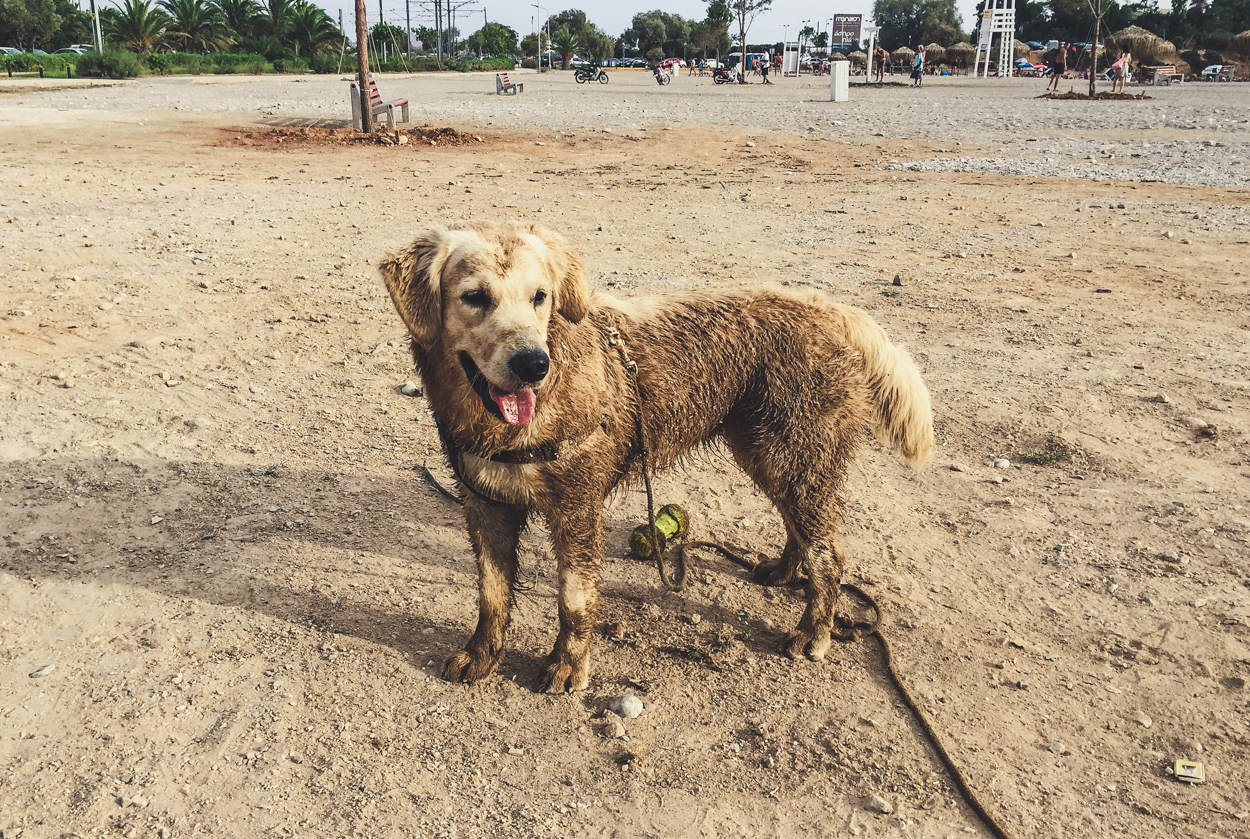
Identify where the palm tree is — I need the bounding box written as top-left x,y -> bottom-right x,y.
550,26 -> 579,69
103,0 -> 171,54
288,3 -> 338,57
213,0 -> 260,41
161,0 -> 230,52
259,0 -> 296,38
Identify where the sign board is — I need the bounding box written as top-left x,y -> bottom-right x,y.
831,14 -> 862,48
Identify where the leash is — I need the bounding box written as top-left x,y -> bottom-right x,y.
606,322 -> 686,592
682,540 -> 1016,839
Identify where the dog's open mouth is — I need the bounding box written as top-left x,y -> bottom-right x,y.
459,352 -> 536,426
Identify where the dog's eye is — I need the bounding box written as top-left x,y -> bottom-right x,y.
533,290 -> 548,307
460,290 -> 491,309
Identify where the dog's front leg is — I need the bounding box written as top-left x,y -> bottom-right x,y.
443,498 -> 526,684
537,510 -> 604,693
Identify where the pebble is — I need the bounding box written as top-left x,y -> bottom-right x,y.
249,385 -> 265,394
165,380 -> 180,387
608,694 -> 644,719
892,271 -> 911,286
534,141 -> 545,146
1,830 -> 22,839
688,613 -> 702,625
289,753 -> 304,764
1160,549 -> 1179,562
1153,391 -> 1171,404
865,794 -> 894,814
949,462 -> 968,472
507,746 -> 524,755
184,417 -> 210,429
159,830 -> 171,839
745,141 -> 755,147
994,458 -> 1011,469
399,380 -> 423,397
1180,416 -> 1208,430
28,663 -> 55,678
1163,231 -> 1174,239
1136,712 -> 1153,729
1048,741 -> 1066,754
599,719 -> 627,739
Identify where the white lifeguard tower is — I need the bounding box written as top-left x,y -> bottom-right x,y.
974,0 -> 1015,78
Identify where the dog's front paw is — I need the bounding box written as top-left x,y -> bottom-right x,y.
751,558 -> 802,587
781,628 -> 832,662
443,647 -> 502,684
536,653 -> 590,693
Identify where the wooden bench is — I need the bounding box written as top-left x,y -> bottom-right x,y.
1142,65 -> 1182,85
495,72 -> 522,94
349,75 -> 409,131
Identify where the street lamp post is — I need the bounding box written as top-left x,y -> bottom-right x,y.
531,2 -> 548,72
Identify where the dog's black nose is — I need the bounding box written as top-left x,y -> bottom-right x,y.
508,349 -> 550,383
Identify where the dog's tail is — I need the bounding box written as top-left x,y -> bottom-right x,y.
838,304 -> 934,469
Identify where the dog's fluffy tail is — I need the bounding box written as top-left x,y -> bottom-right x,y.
838,304 -> 934,469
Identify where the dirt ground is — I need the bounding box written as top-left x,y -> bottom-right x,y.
1,98 -> 1249,839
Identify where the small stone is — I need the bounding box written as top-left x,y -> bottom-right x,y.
1160,549 -> 1179,562
1136,713 -> 1153,729
158,829 -> 171,839
1117,203 -> 1125,209
1016,680 -> 1028,690
534,141 -> 545,146
249,385 -> 265,394
28,663 -> 55,678
116,795 -> 132,807
289,753 -> 304,764
507,746 -> 524,756
608,694 -> 644,719
994,458 -> 1010,469
1048,741 -> 1066,754
865,794 -> 894,815
184,417 -> 210,429
1036,221 -> 1045,227
165,380 -> 180,387
131,795 -> 148,808
1007,545 -> 1020,557
745,142 -> 755,147
688,613 -> 702,625
399,381 -> 423,397
956,251 -> 967,259
1,829 -> 23,839
1163,231 -> 1174,239
151,516 -> 163,524
605,622 -> 625,641
1153,391 -> 1171,404
270,350 -> 281,359
1180,416 -> 1208,430
949,463 -> 968,473
599,719 -> 627,739
892,272 -> 911,286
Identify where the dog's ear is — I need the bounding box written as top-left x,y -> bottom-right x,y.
380,228 -> 454,346
529,226 -> 590,324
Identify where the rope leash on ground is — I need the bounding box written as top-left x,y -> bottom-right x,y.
682,540 -> 1016,839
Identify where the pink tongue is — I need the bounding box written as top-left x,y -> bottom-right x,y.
487,384 -> 536,425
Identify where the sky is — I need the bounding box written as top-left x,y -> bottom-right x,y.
308,0 -> 988,52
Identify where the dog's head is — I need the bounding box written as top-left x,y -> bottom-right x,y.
380,223 -> 590,426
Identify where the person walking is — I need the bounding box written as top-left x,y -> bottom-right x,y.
1046,42 -> 1069,92
875,46 -> 889,82
911,45 -> 925,86
761,57 -> 773,84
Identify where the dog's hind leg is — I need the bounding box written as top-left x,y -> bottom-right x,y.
443,498 -> 526,684
536,508 -> 604,693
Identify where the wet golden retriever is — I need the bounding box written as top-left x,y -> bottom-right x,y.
381,223 -> 933,692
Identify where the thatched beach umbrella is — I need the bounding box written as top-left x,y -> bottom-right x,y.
1013,39 -> 1031,58
1105,25 -> 1179,65
830,52 -> 848,61
925,42 -> 946,63
946,41 -> 975,68
1231,30 -> 1250,56
891,46 -> 915,64
848,50 -> 868,65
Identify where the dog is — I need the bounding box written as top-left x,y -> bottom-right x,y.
380,223 -> 933,693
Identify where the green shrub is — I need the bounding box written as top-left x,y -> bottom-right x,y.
521,57 -> 538,69
310,53 -> 342,74
146,53 -> 173,74
77,49 -> 144,79
273,57 -> 311,73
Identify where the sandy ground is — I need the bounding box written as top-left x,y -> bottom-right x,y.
1,73 -> 1249,839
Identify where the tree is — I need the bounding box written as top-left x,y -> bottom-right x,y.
288,1 -> 336,57
212,0 -> 259,40
101,0 -> 170,53
583,29 -> 614,61
0,0 -> 63,50
730,0 -> 771,75
464,20 -> 518,56
873,0 -> 962,49
161,0 -> 229,52
549,24 -> 578,67
519,29 -> 547,57
258,0 -> 294,37
413,24 -> 437,50
370,20 -> 408,54
621,10 -> 691,58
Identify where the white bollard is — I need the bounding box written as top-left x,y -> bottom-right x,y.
830,61 -> 849,101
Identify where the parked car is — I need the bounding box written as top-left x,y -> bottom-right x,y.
630,58 -> 647,68
55,46 -> 91,54
1026,41 -> 1045,50
0,46 -> 23,55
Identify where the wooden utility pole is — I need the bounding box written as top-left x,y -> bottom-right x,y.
355,0 -> 373,132
1086,0 -> 1103,97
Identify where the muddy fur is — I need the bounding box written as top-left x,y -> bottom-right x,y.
380,222 -> 934,692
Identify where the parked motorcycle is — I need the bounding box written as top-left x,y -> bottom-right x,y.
574,64 -> 609,84
653,66 -> 671,85
712,68 -> 744,85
